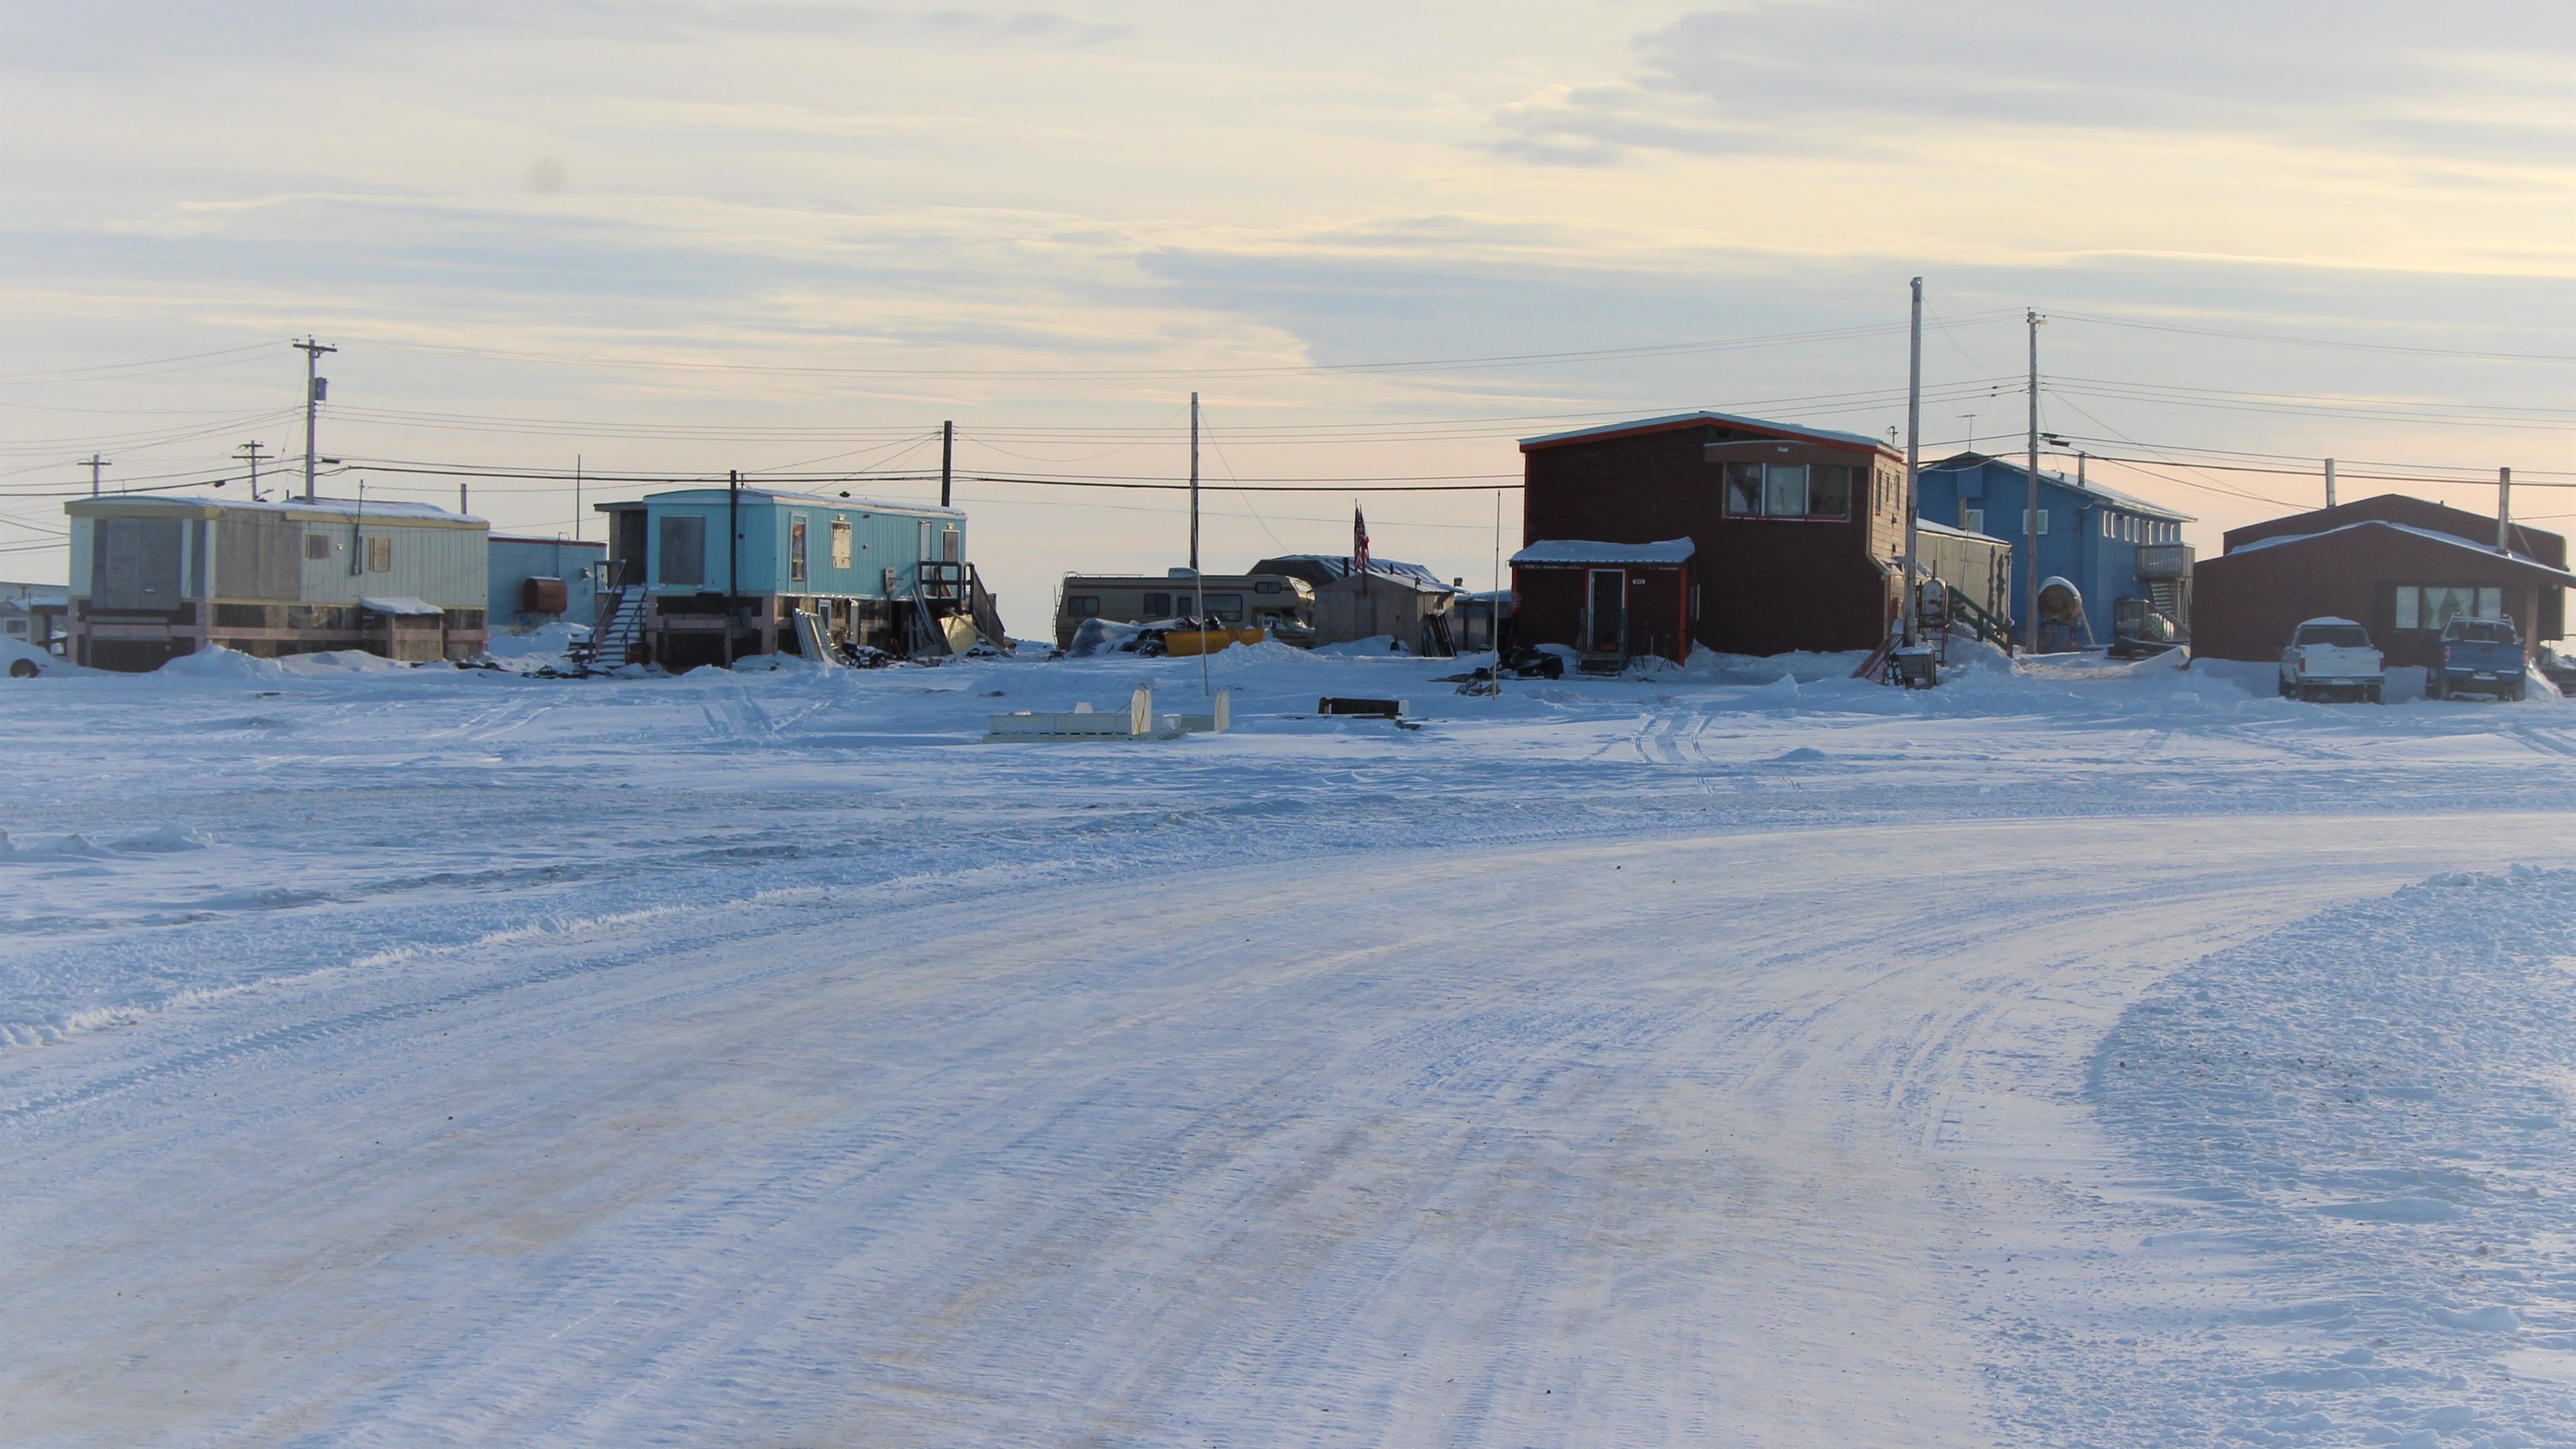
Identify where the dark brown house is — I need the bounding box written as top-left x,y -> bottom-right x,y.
2194,494 -> 2570,668
1519,412 -> 1907,659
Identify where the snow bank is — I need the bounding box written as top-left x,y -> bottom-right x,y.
486,621 -> 590,659
156,645 -> 289,681
2073,866 -> 2576,1447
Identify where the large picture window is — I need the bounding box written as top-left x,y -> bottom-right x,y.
1722,462 -> 1855,521
2394,585 -> 2502,631
659,515 -> 706,586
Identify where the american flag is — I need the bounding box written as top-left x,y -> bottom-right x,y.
1353,503 -> 1371,576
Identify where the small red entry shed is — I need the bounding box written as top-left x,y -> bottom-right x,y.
1510,538 -> 1696,664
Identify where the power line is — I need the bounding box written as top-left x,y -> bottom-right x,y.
2053,311 -> 2576,364
338,313 -> 2017,381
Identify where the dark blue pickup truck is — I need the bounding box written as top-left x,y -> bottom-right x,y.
2430,616 -> 2526,701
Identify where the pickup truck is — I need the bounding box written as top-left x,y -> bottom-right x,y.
2278,617 -> 2383,703
2430,616 -> 2526,701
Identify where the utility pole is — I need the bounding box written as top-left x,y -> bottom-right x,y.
83,453 -> 111,498
2324,458 -> 2338,509
941,421 -> 955,508
292,337 -> 336,502
460,483 -> 470,516
2498,467 -> 2513,553
1191,392 -> 1208,696
574,455 -> 583,541
1902,278 -> 1923,647
233,441 -> 272,500
2024,309 -> 2045,654
727,468 -> 740,667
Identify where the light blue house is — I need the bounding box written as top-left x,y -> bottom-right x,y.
1914,453 -> 2194,644
596,486 -> 982,669
488,534 -> 605,633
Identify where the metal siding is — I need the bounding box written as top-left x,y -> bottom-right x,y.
303,518 -> 485,607
93,518 -> 188,609
488,538 -> 603,621
217,513 -> 303,600
67,518 -> 93,596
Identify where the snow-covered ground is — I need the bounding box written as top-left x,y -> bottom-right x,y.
2,643 -> 2571,1446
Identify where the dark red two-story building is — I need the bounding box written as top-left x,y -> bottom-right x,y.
1515,411 -> 1909,661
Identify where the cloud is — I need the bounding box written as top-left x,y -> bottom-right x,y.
0,1 -> 1132,70
1484,1 -> 2576,168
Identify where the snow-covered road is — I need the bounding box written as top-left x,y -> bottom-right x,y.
3,647 -> 2572,1446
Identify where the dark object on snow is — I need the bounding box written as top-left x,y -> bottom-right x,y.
519,576 -> 570,616
835,640 -> 896,668
8,657 -> 38,678
2539,647 -> 2576,695
1501,646 -> 1564,680
1318,696 -> 1404,718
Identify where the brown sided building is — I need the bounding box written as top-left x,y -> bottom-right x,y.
2194,494 -> 2570,667
1516,411 -> 1908,660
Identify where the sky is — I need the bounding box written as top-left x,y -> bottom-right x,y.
3,0 -> 2571,619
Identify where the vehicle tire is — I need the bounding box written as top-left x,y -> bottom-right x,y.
7,658 -> 36,679
2366,684 -> 2383,704
2278,678 -> 2294,698
2429,676 -> 2445,700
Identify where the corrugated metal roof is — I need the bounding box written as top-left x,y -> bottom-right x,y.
64,495 -> 484,525
1519,410 -> 1889,453
1511,539 -> 1697,566
627,486 -> 963,517
2228,520 -> 2576,584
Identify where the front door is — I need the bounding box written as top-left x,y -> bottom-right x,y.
1587,569 -> 1626,654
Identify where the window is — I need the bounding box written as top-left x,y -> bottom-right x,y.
789,517 -> 808,584
918,521 -> 934,561
366,535 -> 392,572
2020,509 -> 2051,535
306,532 -> 332,561
1962,505 -> 1984,533
1143,592 -> 1171,616
830,520 -> 853,569
1724,463 -> 1764,516
1254,580 -> 1283,594
1723,461 -> 1853,520
1764,464 -> 1809,517
1069,595 -> 1102,618
659,514 -> 706,586
2100,513 -> 2113,538
1807,466 -> 1851,519
1205,593 -> 1245,623
2394,586 -> 2504,631
941,527 -> 961,563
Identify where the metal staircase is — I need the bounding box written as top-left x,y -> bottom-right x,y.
570,587 -> 646,673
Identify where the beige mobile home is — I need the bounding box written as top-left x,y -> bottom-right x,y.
64,495 -> 490,671
1055,570 -> 1314,650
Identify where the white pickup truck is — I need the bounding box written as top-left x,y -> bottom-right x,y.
2278,617 -> 2384,703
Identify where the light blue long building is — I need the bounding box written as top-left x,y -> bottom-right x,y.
1913,453 -> 2194,642
596,486 -> 977,669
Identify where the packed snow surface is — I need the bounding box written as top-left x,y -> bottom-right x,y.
2,644 -> 2573,1446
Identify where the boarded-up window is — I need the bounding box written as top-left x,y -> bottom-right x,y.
306,531 -> 332,560
92,518 -> 186,609
660,515 -> 706,586
366,535 -> 393,573
215,513 -> 301,600
830,520 -> 853,569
